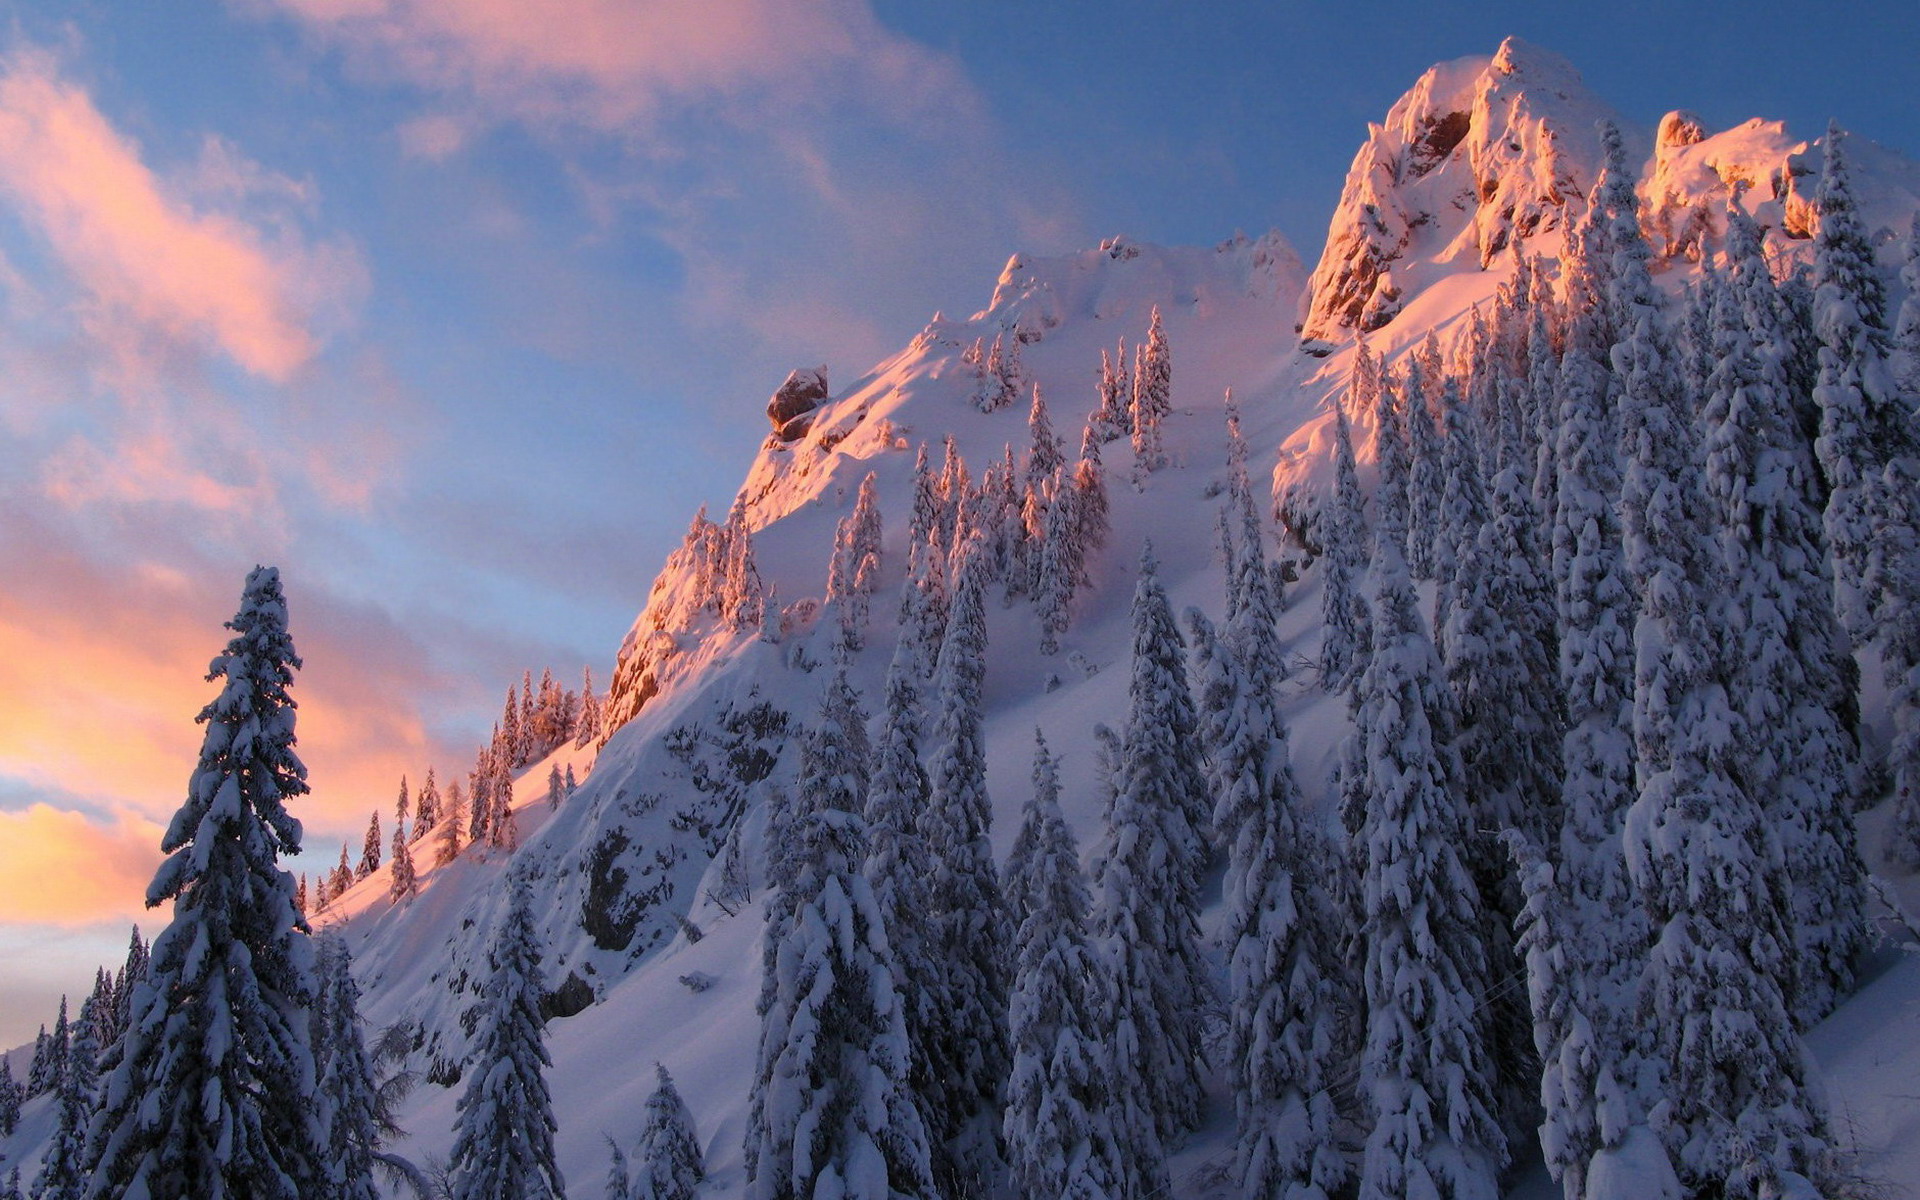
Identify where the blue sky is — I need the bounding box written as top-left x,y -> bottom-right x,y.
0,0 -> 1914,1045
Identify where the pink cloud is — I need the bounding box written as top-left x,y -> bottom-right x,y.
0,47 -> 363,382
263,0 -> 978,135
0,805 -> 163,926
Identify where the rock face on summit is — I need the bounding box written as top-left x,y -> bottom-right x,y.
767,367 -> 830,440
1300,37 -> 1610,344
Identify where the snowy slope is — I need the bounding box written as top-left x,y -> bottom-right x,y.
7,37 -> 1920,1200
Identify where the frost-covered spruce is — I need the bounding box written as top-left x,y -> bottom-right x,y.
1320,403 -> 1370,690
36,998 -> 91,1200
0,1059 -> 18,1137
1365,344 -> 1411,563
1092,544 -> 1212,1155
1880,462 -> 1920,870
1003,731 -> 1133,1200
722,493 -> 767,633
313,938 -> 382,1200
1036,465 -> 1081,655
1205,524 -> 1349,1200
863,612 -> 941,1121
448,874 -> 564,1200
1352,537 -> 1504,1200
1812,122 -> 1912,639
1432,372 -> 1485,663
603,1141 -> 631,1200
1130,305 -> 1171,477
1617,246 -> 1834,1193
414,768 -> 440,839
390,824 -> 418,904
83,566 -> 327,1200
916,540 -> 1011,1192
1704,207 -> 1869,1024
1505,835 -> 1680,1200
1403,348 -> 1445,581
1073,419 -> 1111,572
632,1065 -> 703,1200
745,688 -> 933,1200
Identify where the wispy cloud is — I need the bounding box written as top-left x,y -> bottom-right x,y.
0,804 -> 162,925
0,45 -> 364,383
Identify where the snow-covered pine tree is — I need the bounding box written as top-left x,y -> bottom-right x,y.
1352,538 -> 1505,1200
1526,281 -> 1564,538
36,995 -> 92,1200
359,811 -> 381,879
720,494 -> 766,634
1368,345 -> 1412,565
547,764 -> 565,811
1880,460 -> 1920,870
1093,544 -> 1212,1161
1131,305 -> 1171,479
1616,187 -> 1835,1193
1321,403 -> 1371,690
1096,338 -> 1133,439
1897,211 -> 1920,393
1546,160 -> 1646,1184
1432,372 -> 1486,663
1205,514 -> 1350,1200
394,775 -> 409,830
0,1059 -> 19,1136
630,1065 -> 703,1200
1505,834 -> 1680,1200
390,825 -> 418,904
110,928 -> 147,1048
1705,206 -> 1869,1024
1403,347 -> 1445,580
469,745 -> 494,847
1812,122 -> 1912,640
916,540 -> 1011,1194
448,874 -> 564,1200
577,666 -> 602,747
40,998 -> 70,1100
603,1141 -> 631,1200
860,615 -> 943,1139
1036,465 -> 1081,655
312,939 -> 381,1200
487,749 -> 518,852
1072,419 -> 1110,574
437,779 -> 467,867
84,566 -> 326,1200
745,673 -> 933,1200
414,768 -> 440,839
1003,730 -> 1133,1200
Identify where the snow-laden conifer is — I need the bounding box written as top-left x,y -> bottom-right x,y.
916,540 -> 1011,1193
1617,207 -> 1835,1192
1036,465 -> 1081,655
1704,207 -> 1869,1023
84,567 -> 325,1200
313,938 -> 382,1200
437,779 -> 467,867
1812,123 -> 1911,638
390,824 -> 418,904
1432,373 -> 1486,662
633,1064 -> 703,1200
1092,545 -> 1211,1157
359,810 -> 382,879
1205,517 -> 1349,1200
413,768 -> 440,839
1131,306 -> 1171,478
1505,834 -> 1679,1200
1403,349 -> 1444,580
745,674 -> 933,1200
0,1060 -> 18,1137
1320,403 -> 1370,689
1004,731 -> 1131,1200
448,874 -> 564,1200
1365,345 -> 1411,563
36,996 -> 92,1200
1096,338 -> 1133,439
1072,420 -> 1110,573
1352,539 -> 1505,1200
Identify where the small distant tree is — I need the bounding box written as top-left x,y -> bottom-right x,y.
0,1058 -> 20,1136
547,764 -> 565,811
359,811 -> 382,879
1131,307 -> 1172,479
448,876 -> 564,1200
389,827 -> 418,904
437,779 -> 467,867
413,768 -> 441,839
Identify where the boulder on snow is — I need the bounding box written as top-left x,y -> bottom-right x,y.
767,366 -> 830,440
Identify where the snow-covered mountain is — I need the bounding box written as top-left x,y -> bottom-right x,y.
8,36 -> 1920,1200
